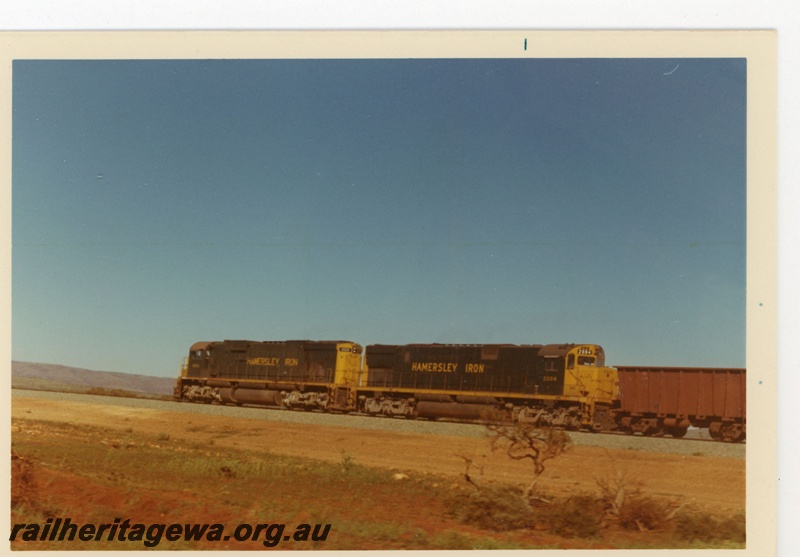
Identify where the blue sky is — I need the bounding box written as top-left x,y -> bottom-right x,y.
12,58 -> 746,376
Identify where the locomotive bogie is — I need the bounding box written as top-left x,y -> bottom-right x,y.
283,390 -> 330,411
180,384 -> 218,404
509,403 -> 583,429
709,421 -> 746,443
359,396 -> 417,418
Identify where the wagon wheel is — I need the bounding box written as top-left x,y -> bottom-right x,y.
724,428 -> 745,443
667,427 -> 688,438
643,426 -> 665,437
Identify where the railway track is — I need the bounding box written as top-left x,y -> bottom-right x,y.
11,389 -> 746,459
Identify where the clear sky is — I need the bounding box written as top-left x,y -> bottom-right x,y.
12,58 -> 746,376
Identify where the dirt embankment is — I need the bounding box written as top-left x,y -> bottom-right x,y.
11,394 -> 745,515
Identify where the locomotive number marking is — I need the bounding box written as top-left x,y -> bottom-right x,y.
543,375 -> 558,382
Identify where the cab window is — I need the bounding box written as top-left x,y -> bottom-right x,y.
567,354 -> 575,369
578,356 -> 596,366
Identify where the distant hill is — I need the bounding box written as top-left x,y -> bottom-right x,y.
11,361 -> 176,396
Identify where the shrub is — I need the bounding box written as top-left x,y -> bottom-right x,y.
541,495 -> 604,539
448,485 -> 534,531
674,512 -> 746,543
617,495 -> 672,531
11,452 -> 36,508
486,424 -> 572,498
340,450 -> 355,472
594,460 -> 681,532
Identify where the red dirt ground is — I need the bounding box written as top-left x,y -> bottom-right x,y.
10,395 -> 746,550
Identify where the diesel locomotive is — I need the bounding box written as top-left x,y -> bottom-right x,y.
174,339 -> 745,441
175,339 -> 619,431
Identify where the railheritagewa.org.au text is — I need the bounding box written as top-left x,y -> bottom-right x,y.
10,518 -> 331,548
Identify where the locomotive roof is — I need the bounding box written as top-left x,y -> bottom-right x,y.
538,343 -> 599,357
190,340 -> 357,351
189,341 -> 214,351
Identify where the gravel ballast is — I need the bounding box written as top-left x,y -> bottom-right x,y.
12,388 -> 745,459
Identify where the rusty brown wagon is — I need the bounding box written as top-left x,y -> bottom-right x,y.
613,366 -> 746,442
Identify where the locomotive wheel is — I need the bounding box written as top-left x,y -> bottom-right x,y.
667,427 -> 688,438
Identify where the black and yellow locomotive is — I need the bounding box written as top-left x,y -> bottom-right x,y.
175,339 -> 618,430
179,340 -> 363,411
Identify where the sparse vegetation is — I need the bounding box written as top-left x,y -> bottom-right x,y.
445,423 -> 743,546
446,475 -> 743,545
13,380 -> 173,401
485,423 -> 572,498
340,450 -> 355,472
541,495 -> 605,538
87,387 -> 172,400
448,484 -> 535,531
674,512 -> 746,544
11,410 -> 745,550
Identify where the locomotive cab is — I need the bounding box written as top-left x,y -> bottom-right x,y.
558,344 -> 617,405
184,342 -> 214,378
567,345 -> 617,407
535,344 -> 618,428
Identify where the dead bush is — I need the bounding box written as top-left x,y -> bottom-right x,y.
595,455 -> 682,532
486,423 -> 571,498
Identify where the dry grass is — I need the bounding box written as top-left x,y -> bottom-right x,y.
11,418 -> 744,550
